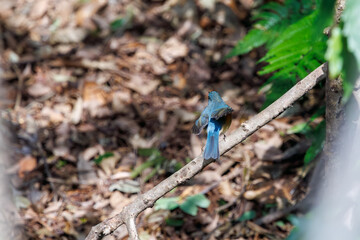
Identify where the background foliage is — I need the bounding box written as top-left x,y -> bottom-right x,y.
228,0 -> 333,107
228,0 -> 360,238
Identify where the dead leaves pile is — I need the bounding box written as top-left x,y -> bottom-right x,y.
0,0 -> 317,239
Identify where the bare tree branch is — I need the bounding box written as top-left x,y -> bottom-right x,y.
335,0 -> 346,23
126,217 -> 138,239
85,63 -> 328,240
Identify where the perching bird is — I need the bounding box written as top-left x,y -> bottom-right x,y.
192,91 -> 233,160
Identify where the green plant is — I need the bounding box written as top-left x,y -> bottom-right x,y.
227,0 -> 333,107
236,210 -> 256,222
285,214 -> 305,240
109,7 -> 133,33
131,148 -> 167,182
56,159 -> 67,168
283,0 -> 360,166
327,0 -> 360,101
227,0 -> 315,58
303,120 -> 325,164
155,194 -> 211,216
131,148 -> 183,182
287,107 -> 325,164
93,152 -> 114,164
165,218 -> 184,227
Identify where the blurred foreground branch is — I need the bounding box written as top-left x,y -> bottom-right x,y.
86,63 -> 327,240
324,0 -> 345,173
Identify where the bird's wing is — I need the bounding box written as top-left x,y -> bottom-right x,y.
210,106 -> 233,120
192,111 -> 209,135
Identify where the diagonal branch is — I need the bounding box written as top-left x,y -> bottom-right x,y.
85,63 -> 327,240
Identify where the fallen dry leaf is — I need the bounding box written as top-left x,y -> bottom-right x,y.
83,82 -> 108,105
53,146 -> 70,158
83,81 -> 112,117
198,0 -> 216,11
27,83 -> 53,98
109,179 -> 140,194
172,73 -> 187,89
219,180 -> 236,201
30,0 -> 48,19
24,207 -> 38,220
99,152 -> 121,176
44,201 -> 63,214
130,133 -> 158,149
83,145 -> 105,161
193,170 -> 221,184
124,74 -> 160,95
159,37 -> 189,64
133,49 -> 167,75
109,191 -> 134,211
110,171 -> 131,180
93,199 -> 110,210
71,97 -> 83,125
243,185 -> 272,201
76,0 -> 107,29
18,156 -> 37,178
41,106 -> 64,124
50,28 -> 87,44
112,90 -> 131,113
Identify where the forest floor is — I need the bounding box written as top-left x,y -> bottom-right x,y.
0,0 -> 322,239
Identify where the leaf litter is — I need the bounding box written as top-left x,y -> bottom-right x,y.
0,0 -> 325,239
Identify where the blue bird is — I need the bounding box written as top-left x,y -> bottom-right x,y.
192,91 -> 233,160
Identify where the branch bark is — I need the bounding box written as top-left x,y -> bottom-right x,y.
324,74 -> 344,173
85,63 -> 328,240
324,0 -> 346,173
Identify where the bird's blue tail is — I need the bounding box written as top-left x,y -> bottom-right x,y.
204,119 -> 221,160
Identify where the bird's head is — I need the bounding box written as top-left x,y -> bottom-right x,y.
208,91 -> 221,101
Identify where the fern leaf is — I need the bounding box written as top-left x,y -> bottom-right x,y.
259,11 -> 325,75
227,0 -> 327,108
253,11 -> 283,28
259,53 -> 304,75
227,0 -> 315,58
305,59 -> 322,71
269,12 -> 316,49
226,29 -> 270,57
295,65 -> 309,79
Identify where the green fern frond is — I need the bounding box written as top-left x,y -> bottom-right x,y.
260,34 -> 326,76
227,0 -> 333,108
262,75 -> 295,107
226,29 -> 270,57
226,0 -> 315,58
257,10 -> 327,107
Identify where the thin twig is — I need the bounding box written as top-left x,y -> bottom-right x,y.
126,217 -> 138,240
85,63 -> 327,240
